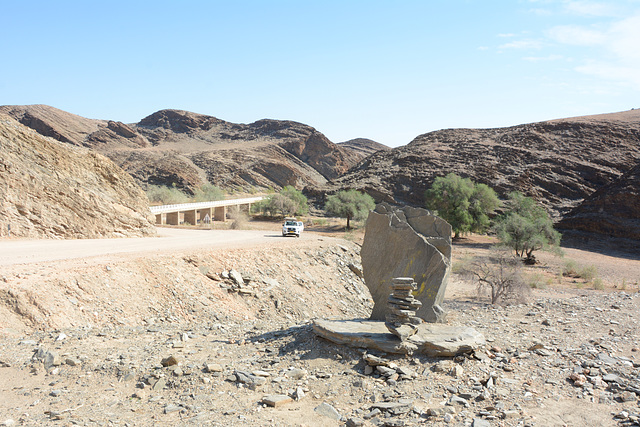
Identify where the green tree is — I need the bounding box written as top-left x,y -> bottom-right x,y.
494,192 -> 561,263
425,173 -> 500,238
280,186 -> 309,216
324,189 -> 375,229
252,186 -> 308,217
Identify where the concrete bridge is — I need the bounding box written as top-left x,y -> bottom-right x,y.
149,196 -> 266,225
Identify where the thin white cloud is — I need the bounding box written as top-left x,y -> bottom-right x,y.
547,11 -> 640,89
529,8 -> 554,16
576,61 -> 640,89
564,1 -> 618,17
609,14 -> 640,61
546,25 -> 606,46
499,39 -> 543,49
523,54 -> 564,62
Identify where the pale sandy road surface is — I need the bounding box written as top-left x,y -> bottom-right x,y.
0,228 -> 307,267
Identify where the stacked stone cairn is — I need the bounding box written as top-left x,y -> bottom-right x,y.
385,277 -> 424,340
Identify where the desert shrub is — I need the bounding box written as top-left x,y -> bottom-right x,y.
562,259 -> 580,277
452,255 -> 473,275
146,185 -> 189,205
563,261 -> 599,282
311,218 -> 328,228
579,265 -> 598,282
252,186 -> 308,217
468,246 -> 531,305
526,273 -> 546,289
281,186 -> 309,215
228,207 -> 249,230
193,184 -> 224,202
592,277 -> 605,290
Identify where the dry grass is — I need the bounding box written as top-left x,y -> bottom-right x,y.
450,234 -> 640,296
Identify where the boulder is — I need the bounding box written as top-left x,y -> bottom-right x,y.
361,203 -> 451,322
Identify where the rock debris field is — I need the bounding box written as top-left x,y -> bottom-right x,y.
1,232 -> 640,426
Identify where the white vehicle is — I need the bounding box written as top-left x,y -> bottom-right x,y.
282,217 -> 304,237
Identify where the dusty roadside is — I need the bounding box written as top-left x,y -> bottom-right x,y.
0,230 -> 639,426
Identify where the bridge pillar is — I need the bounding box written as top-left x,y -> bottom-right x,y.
214,206 -> 226,222
184,209 -> 198,226
155,213 -> 165,225
166,212 -> 180,225
199,208 -> 212,224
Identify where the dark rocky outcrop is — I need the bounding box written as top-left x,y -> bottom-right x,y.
333,110 -> 640,220
0,115 -> 156,239
337,138 -> 390,157
558,162 -> 640,242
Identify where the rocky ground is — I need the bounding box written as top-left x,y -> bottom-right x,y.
1,228 -> 640,426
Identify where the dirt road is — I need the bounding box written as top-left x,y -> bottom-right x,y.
0,228 -> 302,266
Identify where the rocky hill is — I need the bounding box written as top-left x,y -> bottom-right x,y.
337,138 -> 390,157
0,114 -> 156,239
0,105 -> 363,193
332,110 -> 640,221
3,104 -> 639,243
558,161 -> 640,243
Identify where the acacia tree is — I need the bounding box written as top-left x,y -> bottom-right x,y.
494,192 -> 561,264
425,173 -> 500,238
280,186 -> 309,216
252,186 -> 308,217
325,189 -> 375,229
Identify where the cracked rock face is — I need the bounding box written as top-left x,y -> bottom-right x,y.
0,114 -> 156,239
361,203 -> 452,323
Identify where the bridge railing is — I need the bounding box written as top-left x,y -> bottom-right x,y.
149,196 -> 266,214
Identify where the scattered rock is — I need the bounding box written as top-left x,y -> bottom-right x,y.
229,269 -> 244,286
261,394 -> 293,407
161,355 -> 181,367
314,402 -> 341,420
203,363 -> 222,374
346,417 -> 365,427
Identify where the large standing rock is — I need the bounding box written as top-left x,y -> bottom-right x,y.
361,203 -> 451,323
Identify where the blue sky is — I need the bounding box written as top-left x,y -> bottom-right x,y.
2,1 -> 639,147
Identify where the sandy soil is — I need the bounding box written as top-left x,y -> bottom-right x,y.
1,224 -> 640,426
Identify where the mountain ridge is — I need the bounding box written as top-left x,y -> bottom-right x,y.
0,105 -> 371,193
332,110 -> 640,219
3,104 -> 639,243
